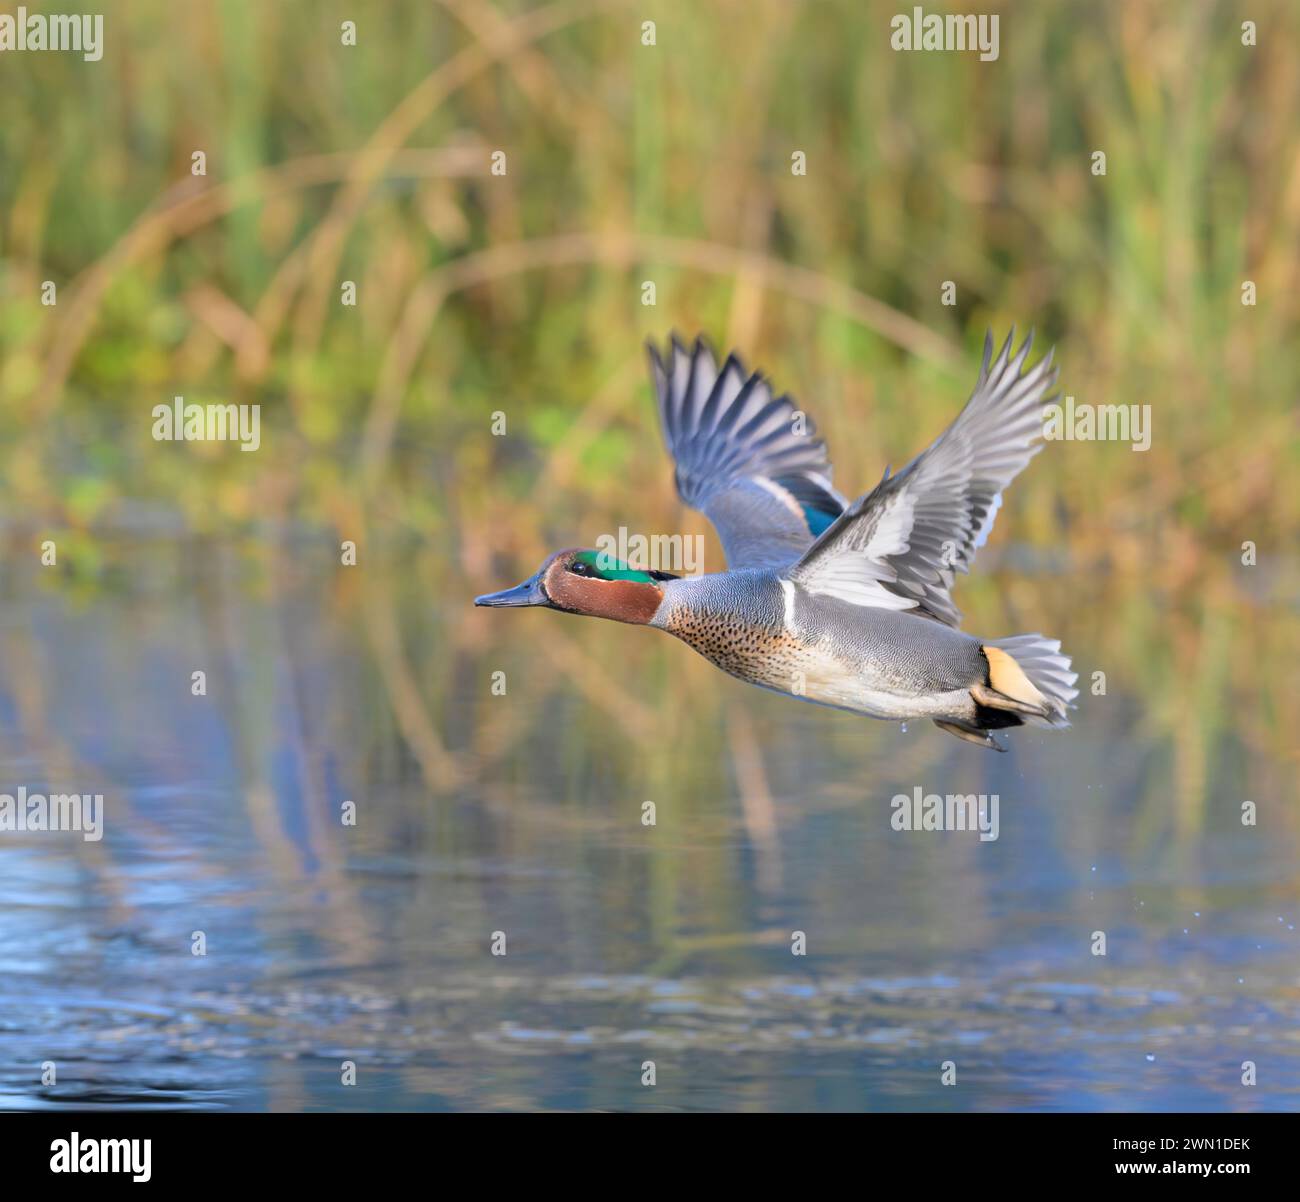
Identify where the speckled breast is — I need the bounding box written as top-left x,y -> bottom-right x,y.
664,609 -> 813,693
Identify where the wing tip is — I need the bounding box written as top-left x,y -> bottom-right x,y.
647,331 -> 726,378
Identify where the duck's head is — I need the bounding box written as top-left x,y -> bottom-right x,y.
474,548 -> 677,625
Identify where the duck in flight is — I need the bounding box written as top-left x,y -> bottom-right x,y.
476,331 -> 1077,750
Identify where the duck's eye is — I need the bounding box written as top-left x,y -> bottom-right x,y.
569,561 -> 594,577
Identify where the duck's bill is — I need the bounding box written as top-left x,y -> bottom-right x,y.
474,573 -> 547,608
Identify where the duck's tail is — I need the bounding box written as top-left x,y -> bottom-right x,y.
975,634 -> 1078,729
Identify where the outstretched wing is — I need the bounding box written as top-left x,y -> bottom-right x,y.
785,329 -> 1059,626
647,335 -> 847,571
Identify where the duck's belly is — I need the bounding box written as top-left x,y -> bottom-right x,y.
668,618 -> 976,722
787,649 -> 974,719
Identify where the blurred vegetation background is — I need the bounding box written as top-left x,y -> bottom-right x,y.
2,3 -> 1300,1111
0,0 -> 1296,820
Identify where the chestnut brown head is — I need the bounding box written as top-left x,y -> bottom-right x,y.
474,549 -> 677,625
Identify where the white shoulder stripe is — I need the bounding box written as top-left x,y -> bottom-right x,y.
779,578 -> 796,628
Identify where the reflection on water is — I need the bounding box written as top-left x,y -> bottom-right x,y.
0,537 -> 1296,1111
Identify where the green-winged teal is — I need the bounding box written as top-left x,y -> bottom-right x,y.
476,331 -> 1077,750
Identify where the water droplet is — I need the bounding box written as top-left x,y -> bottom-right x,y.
1194,911 -> 1200,918
1145,1054 -> 1156,1062
899,722 -> 908,733
1238,978 -> 1244,985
